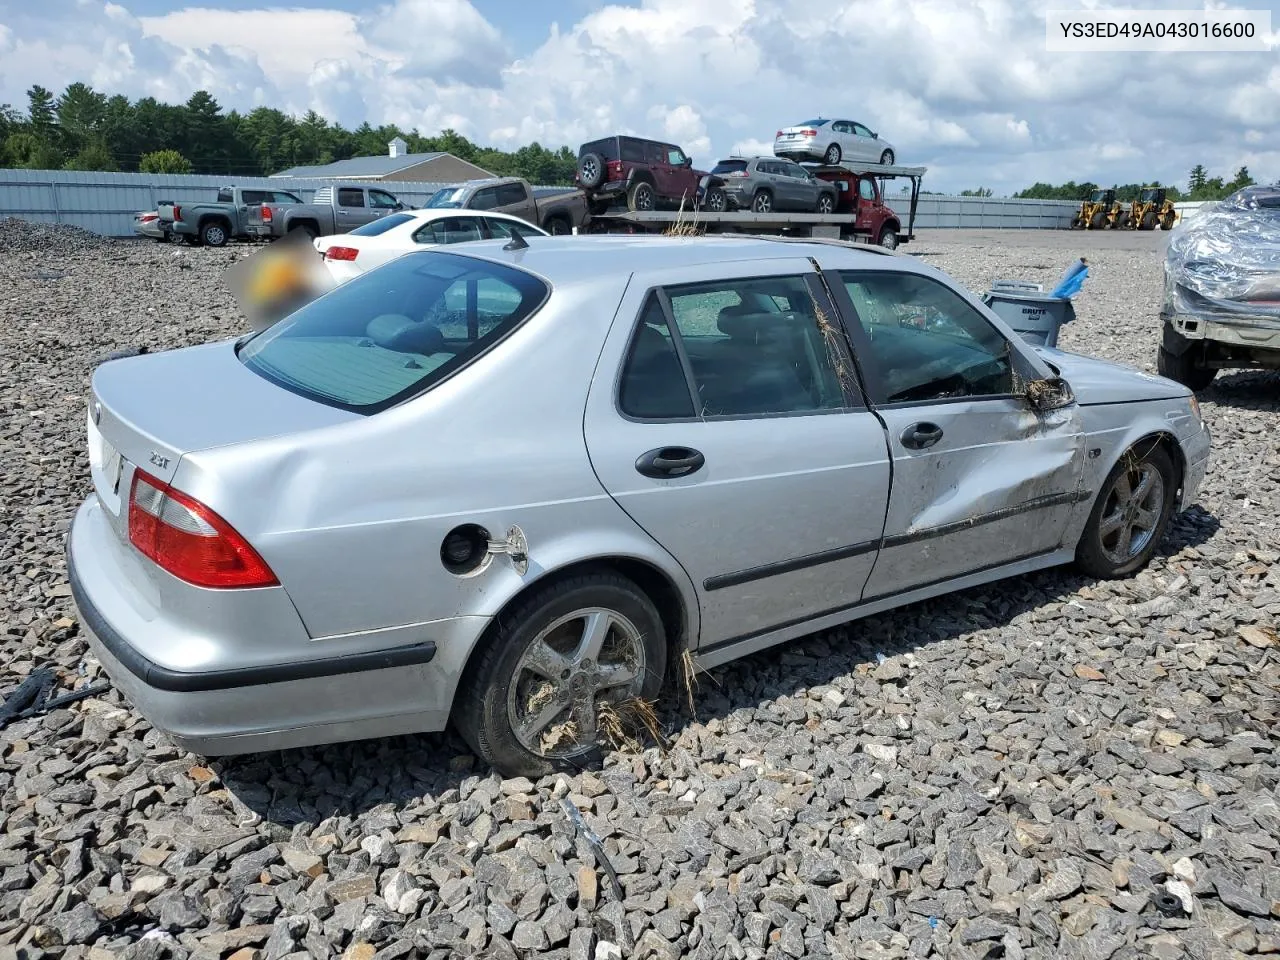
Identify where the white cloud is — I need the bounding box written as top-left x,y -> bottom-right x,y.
1,0 -> 1277,194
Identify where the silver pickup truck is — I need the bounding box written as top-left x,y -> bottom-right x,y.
159,187 -> 303,246
423,177 -> 590,234
246,184 -> 409,241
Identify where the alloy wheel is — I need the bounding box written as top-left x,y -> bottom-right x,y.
1098,464 -> 1165,565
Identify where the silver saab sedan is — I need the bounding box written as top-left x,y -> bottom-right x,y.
68,235 -> 1211,778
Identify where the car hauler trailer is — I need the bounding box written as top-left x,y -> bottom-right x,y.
581,160 -> 925,249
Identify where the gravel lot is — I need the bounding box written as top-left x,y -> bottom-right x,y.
1,218 -> 1278,960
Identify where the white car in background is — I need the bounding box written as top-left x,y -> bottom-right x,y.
314,209 -> 549,283
774,118 -> 896,167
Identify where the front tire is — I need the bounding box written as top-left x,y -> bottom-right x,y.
816,193 -> 835,215
878,225 -> 899,249
1075,444 -> 1177,579
702,186 -> 728,213
544,216 -> 572,235
751,190 -> 774,214
1157,344 -> 1216,391
452,573 -> 667,778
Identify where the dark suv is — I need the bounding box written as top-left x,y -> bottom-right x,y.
576,135 -> 710,213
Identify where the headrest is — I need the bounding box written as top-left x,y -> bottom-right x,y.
717,309 -> 798,341
366,313 -> 445,355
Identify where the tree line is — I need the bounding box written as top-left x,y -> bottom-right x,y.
0,83 -> 580,184
1012,165 -> 1259,203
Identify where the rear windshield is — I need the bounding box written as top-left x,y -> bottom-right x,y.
425,187 -> 466,208
238,252 -> 550,414
711,160 -> 748,175
799,119 -> 829,128
349,213 -> 416,236
579,138 -> 619,161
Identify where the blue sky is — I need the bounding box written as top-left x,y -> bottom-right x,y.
0,0 -> 1277,194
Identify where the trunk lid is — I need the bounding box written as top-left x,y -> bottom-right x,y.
87,339 -> 357,537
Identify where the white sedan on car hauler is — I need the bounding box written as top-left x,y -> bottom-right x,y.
314,208 -> 549,283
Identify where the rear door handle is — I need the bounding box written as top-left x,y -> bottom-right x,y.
635,446 -> 705,479
900,422 -> 944,450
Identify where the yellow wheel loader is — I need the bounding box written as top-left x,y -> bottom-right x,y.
1131,187 -> 1177,230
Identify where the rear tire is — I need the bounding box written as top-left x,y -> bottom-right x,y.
1157,345 -> 1216,391
1141,212 -> 1157,230
577,152 -> 605,190
200,221 -> 229,247
452,573 -> 667,779
627,180 -> 656,213
880,149 -> 895,166
544,216 -> 572,235
1089,211 -> 1106,229
823,143 -> 842,165
1075,444 -> 1177,579
816,193 -> 835,214
288,224 -> 318,242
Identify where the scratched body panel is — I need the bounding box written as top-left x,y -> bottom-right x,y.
863,397 -> 1086,597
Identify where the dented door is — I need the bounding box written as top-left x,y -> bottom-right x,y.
862,399 -> 1085,598
821,264 -> 1088,599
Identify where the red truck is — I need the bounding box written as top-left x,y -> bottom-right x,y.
811,164 -> 912,249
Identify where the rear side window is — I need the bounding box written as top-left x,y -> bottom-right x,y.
337,188 -> 365,207
413,217 -> 485,244
617,277 -> 850,419
350,213 -> 415,236
621,138 -> 649,163
580,138 -> 619,161
239,253 -> 549,414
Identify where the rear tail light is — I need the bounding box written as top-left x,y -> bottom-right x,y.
173,205 -> 182,221
726,171 -> 748,177
801,128 -> 817,137
606,160 -> 623,177
324,246 -> 359,261
128,470 -> 278,589
140,214 -> 157,223
775,130 -> 782,138
261,203 -> 273,223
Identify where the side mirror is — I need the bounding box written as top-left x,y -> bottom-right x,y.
684,157 -> 693,167
1023,376 -> 1075,412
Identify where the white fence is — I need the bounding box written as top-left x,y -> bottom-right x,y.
0,168 -> 1083,237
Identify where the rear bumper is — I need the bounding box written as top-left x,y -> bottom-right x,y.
67,496 -> 475,755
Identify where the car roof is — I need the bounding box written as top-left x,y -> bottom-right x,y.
401,208 -> 531,223
416,234 -> 903,282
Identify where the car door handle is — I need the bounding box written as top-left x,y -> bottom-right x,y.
635,446 -> 705,479
900,422 -> 944,450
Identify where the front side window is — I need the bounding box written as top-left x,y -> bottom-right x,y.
664,275 -> 848,417
853,123 -> 873,138
496,182 -> 527,206
667,148 -> 686,166
337,188 -> 365,208
839,271 -> 1016,404
369,190 -> 400,209
858,179 -> 876,201
470,188 -> 499,210
239,253 -> 548,414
